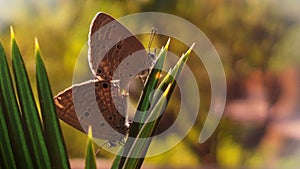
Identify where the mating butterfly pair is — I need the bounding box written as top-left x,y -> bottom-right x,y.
54,12 -> 154,145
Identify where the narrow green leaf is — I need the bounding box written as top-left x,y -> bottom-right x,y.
0,91 -> 16,169
154,43 -> 195,101
0,29 -> 34,168
12,32 -> 51,169
121,43 -> 194,169
138,84 -> 172,138
35,39 -> 70,169
122,85 -> 172,169
141,42 -> 194,145
114,39 -> 169,168
129,39 -> 169,136
135,38 -> 170,128
148,43 -> 194,136
111,147 -> 124,169
85,126 -> 97,169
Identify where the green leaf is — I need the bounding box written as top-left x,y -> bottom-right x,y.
122,84 -> 172,169
111,146 -> 124,169
85,126 -> 97,169
112,39 -> 169,169
35,39 -> 70,169
11,30 -> 51,169
0,82 -> 16,169
127,39 -> 169,137
0,28 -> 34,169
133,38 -> 170,131
120,42 -> 194,169
154,43 -> 194,101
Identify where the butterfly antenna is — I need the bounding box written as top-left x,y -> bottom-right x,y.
94,141 -> 110,156
94,147 -> 101,156
148,28 -> 157,53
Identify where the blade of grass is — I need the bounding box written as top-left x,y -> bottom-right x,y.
122,84 -> 171,169
134,38 -> 171,127
146,43 -> 194,138
122,43 -> 194,169
11,29 -> 51,169
85,126 -> 97,169
0,93 -> 17,169
113,39 -> 170,169
0,31 -> 34,168
128,39 -> 170,136
154,43 -> 195,102
35,39 -> 70,169
111,145 -> 124,169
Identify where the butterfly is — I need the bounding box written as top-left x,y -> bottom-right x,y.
54,12 -> 154,145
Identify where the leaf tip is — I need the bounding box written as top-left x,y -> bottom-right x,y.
35,37 -> 41,56
10,26 -> 15,41
35,38 -> 40,50
164,38 -> 171,50
164,84 -> 172,97
186,43 -> 195,55
88,126 -> 93,139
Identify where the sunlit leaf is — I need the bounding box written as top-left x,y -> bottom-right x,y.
121,43 -> 193,169
36,39 -> 70,169
0,28 -> 34,168
85,126 -> 97,169
112,39 -> 169,169
12,30 -> 51,169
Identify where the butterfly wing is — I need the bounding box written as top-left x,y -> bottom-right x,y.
54,79 -> 128,141
54,12 -> 155,143
88,12 -> 151,86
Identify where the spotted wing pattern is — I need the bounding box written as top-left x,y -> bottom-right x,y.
54,79 -> 128,141
54,12 -> 152,143
89,12 -> 148,81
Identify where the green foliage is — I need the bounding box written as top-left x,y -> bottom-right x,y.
85,127 -> 97,169
0,65 -> 16,169
0,30 -> 33,169
111,40 -> 194,169
0,28 -> 70,169
0,27 -> 192,169
11,28 -> 52,169
36,39 -> 70,169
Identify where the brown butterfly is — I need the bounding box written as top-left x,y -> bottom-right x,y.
54,12 -> 154,145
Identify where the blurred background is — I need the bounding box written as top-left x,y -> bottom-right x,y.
1,0 -> 300,168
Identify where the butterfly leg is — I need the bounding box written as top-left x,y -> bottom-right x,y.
138,69 -> 150,86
